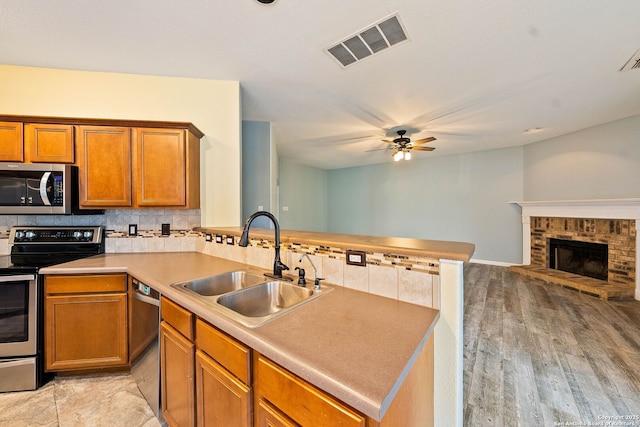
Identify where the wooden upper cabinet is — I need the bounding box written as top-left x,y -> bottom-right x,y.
133,128 -> 200,208
76,125 -> 133,207
24,123 -> 74,163
134,128 -> 186,207
0,121 -> 24,162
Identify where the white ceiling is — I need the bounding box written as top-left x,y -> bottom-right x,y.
2,0 -> 640,169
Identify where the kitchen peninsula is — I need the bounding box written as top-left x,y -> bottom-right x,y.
39,229 -> 474,426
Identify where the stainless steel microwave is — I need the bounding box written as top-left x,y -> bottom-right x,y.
0,163 -> 102,215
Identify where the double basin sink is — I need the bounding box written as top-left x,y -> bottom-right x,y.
171,271 -> 331,328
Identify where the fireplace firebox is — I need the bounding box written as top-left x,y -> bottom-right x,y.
548,238 -> 608,281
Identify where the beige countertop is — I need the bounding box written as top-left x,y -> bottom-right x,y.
40,252 -> 439,421
198,226 -> 476,261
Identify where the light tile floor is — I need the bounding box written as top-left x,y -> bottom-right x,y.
0,374 -> 161,427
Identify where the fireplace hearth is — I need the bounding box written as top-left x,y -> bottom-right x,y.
548,238 -> 608,281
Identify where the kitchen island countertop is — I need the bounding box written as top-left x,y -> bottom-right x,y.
40,252 -> 439,421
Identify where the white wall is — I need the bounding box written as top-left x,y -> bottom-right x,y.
0,65 -> 242,226
524,115 -> 640,200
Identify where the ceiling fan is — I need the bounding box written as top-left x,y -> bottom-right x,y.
382,130 -> 437,161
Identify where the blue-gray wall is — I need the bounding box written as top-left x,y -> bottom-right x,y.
242,121 -> 273,227
278,161 -> 328,232
523,115 -> 640,200
277,114 -> 640,265
327,147 -> 524,263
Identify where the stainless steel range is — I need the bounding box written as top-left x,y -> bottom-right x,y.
0,226 -> 104,392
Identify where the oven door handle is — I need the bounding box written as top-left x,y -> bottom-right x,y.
0,274 -> 36,283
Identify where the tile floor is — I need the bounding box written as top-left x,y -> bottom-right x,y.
0,374 -> 161,427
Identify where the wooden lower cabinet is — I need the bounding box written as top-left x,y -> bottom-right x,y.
195,350 -> 251,427
158,297 -> 434,427
255,399 -> 298,427
254,354 -> 366,427
160,297 -> 252,427
161,321 -> 196,427
44,274 -> 128,371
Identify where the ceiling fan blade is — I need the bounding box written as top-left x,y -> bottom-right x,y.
412,137 -> 437,145
365,148 -> 389,152
382,139 -> 396,145
411,146 -> 436,151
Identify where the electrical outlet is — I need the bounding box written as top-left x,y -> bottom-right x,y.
128,224 -> 138,236
346,249 -> 366,266
161,223 -> 171,236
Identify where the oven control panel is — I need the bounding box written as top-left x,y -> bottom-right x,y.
9,226 -> 104,244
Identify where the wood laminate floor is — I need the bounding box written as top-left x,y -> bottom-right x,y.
464,263 -> 640,427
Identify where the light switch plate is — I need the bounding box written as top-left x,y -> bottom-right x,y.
226,236 -> 235,245
128,224 -> 138,236
346,249 -> 366,266
215,234 -> 223,244
205,233 -> 213,242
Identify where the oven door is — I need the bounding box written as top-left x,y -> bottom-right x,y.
0,274 -> 37,357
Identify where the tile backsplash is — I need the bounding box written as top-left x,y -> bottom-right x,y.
0,208 -> 201,254
198,235 -> 441,309
0,212 -> 440,309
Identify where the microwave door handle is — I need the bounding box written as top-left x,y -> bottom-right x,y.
39,172 -> 52,206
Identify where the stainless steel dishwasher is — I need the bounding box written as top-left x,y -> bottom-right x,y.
130,277 -> 163,423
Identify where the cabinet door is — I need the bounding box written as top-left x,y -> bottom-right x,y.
76,125 -> 132,207
0,121 -> 24,162
161,322 -> 196,427
24,124 -> 74,163
133,128 -> 187,207
255,399 -> 299,427
195,350 -> 251,427
44,293 -> 128,371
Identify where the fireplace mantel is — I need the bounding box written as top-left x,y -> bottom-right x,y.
512,198 -> 640,300
511,198 -> 640,220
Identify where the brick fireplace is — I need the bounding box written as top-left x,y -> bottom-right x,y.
512,199 -> 640,300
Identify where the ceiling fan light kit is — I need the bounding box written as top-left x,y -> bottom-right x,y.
385,129 -> 435,162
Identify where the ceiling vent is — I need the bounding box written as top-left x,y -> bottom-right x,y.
325,13 -> 409,68
619,49 -> 640,71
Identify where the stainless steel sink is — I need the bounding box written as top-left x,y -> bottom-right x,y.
171,271 -> 331,328
216,281 -> 331,327
173,271 -> 266,296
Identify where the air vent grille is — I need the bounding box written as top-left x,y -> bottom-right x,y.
619,49 -> 640,71
325,13 -> 409,68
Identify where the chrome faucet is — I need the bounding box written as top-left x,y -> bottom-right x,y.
299,253 -> 323,290
238,211 -> 290,280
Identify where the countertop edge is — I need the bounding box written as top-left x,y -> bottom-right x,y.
197,227 -> 475,261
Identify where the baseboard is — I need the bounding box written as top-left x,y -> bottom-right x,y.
469,258 -> 518,267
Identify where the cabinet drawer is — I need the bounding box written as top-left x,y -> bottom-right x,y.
255,354 -> 366,427
161,297 -> 194,340
45,274 -> 127,294
196,318 -> 250,385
